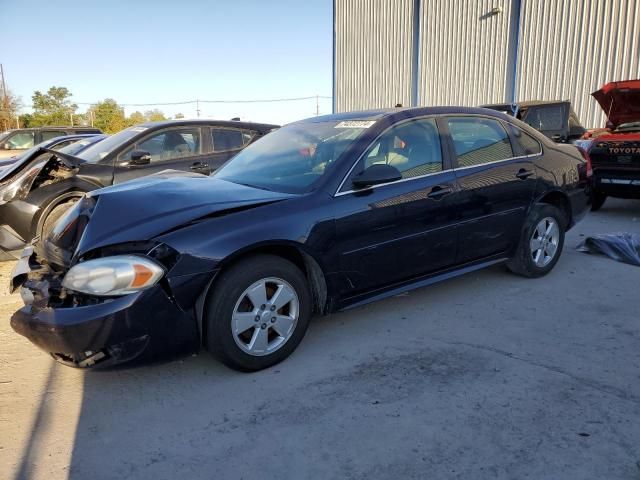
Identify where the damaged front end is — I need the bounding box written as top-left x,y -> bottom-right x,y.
10,196 -> 210,368
0,149 -> 79,206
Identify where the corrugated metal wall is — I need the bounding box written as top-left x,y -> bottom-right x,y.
418,0 -> 515,107
516,0 -> 640,128
334,0 -> 415,111
334,0 -> 640,127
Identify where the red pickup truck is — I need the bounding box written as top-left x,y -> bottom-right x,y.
576,80 -> 640,211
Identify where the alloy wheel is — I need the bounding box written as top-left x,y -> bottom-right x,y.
231,277 -> 300,356
529,217 -> 560,267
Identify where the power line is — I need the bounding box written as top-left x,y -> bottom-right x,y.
62,95 -> 333,108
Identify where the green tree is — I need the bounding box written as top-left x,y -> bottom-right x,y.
89,99 -> 126,134
144,109 -> 166,122
31,86 -> 77,126
126,111 -> 146,127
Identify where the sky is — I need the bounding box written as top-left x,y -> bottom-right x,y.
0,0 -> 333,125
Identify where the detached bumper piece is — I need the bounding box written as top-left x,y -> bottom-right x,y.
10,248 -> 200,368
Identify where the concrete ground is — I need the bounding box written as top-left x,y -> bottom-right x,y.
1,198 -> 639,480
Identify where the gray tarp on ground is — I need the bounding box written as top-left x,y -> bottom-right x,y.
577,233 -> 640,267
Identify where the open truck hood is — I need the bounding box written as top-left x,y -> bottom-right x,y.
71,174 -> 295,257
592,80 -> 640,128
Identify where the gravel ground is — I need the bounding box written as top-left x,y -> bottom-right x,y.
1,198 -> 639,480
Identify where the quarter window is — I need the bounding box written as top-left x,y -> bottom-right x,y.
41,131 -> 65,141
362,118 -> 443,179
448,117 -> 514,167
508,126 -> 542,155
212,128 -> 252,152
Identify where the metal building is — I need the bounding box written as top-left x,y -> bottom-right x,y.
333,0 -> 640,127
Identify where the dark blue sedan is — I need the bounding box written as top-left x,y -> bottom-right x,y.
10,107 -> 590,371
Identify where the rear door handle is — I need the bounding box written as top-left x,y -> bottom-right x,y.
427,185 -> 453,199
190,162 -> 209,170
516,169 -> 534,180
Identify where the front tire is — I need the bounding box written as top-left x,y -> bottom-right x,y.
507,204 -> 566,278
40,197 -> 81,240
204,255 -> 312,372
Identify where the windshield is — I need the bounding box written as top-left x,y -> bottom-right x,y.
75,127 -> 146,162
214,120 -> 372,193
57,135 -> 106,155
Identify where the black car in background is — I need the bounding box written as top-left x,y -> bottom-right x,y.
0,126 -> 103,159
10,107 -> 590,371
0,134 -> 106,259
0,119 -> 277,258
482,100 -> 586,144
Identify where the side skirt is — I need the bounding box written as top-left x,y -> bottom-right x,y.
338,255 -> 509,312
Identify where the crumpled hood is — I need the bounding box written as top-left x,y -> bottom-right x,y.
592,80 -> 640,127
75,174 -> 295,255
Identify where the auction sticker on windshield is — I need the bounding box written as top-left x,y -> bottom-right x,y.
335,121 -> 376,129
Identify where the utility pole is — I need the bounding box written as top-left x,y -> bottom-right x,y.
0,64 -> 8,131
315,94 -> 319,116
196,99 -> 201,118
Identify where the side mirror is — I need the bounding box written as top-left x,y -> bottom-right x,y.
1,143 -> 10,150
352,164 -> 402,189
130,150 -> 151,165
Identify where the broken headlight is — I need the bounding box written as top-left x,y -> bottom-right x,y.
62,255 -> 164,296
0,161 -> 46,205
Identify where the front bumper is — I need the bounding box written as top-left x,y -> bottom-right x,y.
593,171 -> 640,199
10,248 -> 203,368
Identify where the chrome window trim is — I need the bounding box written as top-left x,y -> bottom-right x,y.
453,153 -> 540,172
333,113 -> 543,197
335,168 -> 454,197
333,115 -> 443,197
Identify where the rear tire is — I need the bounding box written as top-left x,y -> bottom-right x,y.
590,190 -> 607,211
506,204 -> 566,278
204,255 -> 312,372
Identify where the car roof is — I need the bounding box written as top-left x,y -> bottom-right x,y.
4,126 -> 101,132
138,119 -> 280,130
482,100 -> 571,109
296,106 -> 516,124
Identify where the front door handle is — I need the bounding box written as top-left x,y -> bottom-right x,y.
190,162 -> 209,170
516,169 -> 534,180
427,185 -> 453,200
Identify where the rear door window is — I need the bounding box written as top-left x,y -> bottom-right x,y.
41,131 -> 65,141
447,117 -> 514,167
211,128 -> 252,152
521,105 -> 564,131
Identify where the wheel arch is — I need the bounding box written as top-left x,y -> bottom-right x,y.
32,190 -> 87,239
534,189 -> 572,229
195,241 -> 330,344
